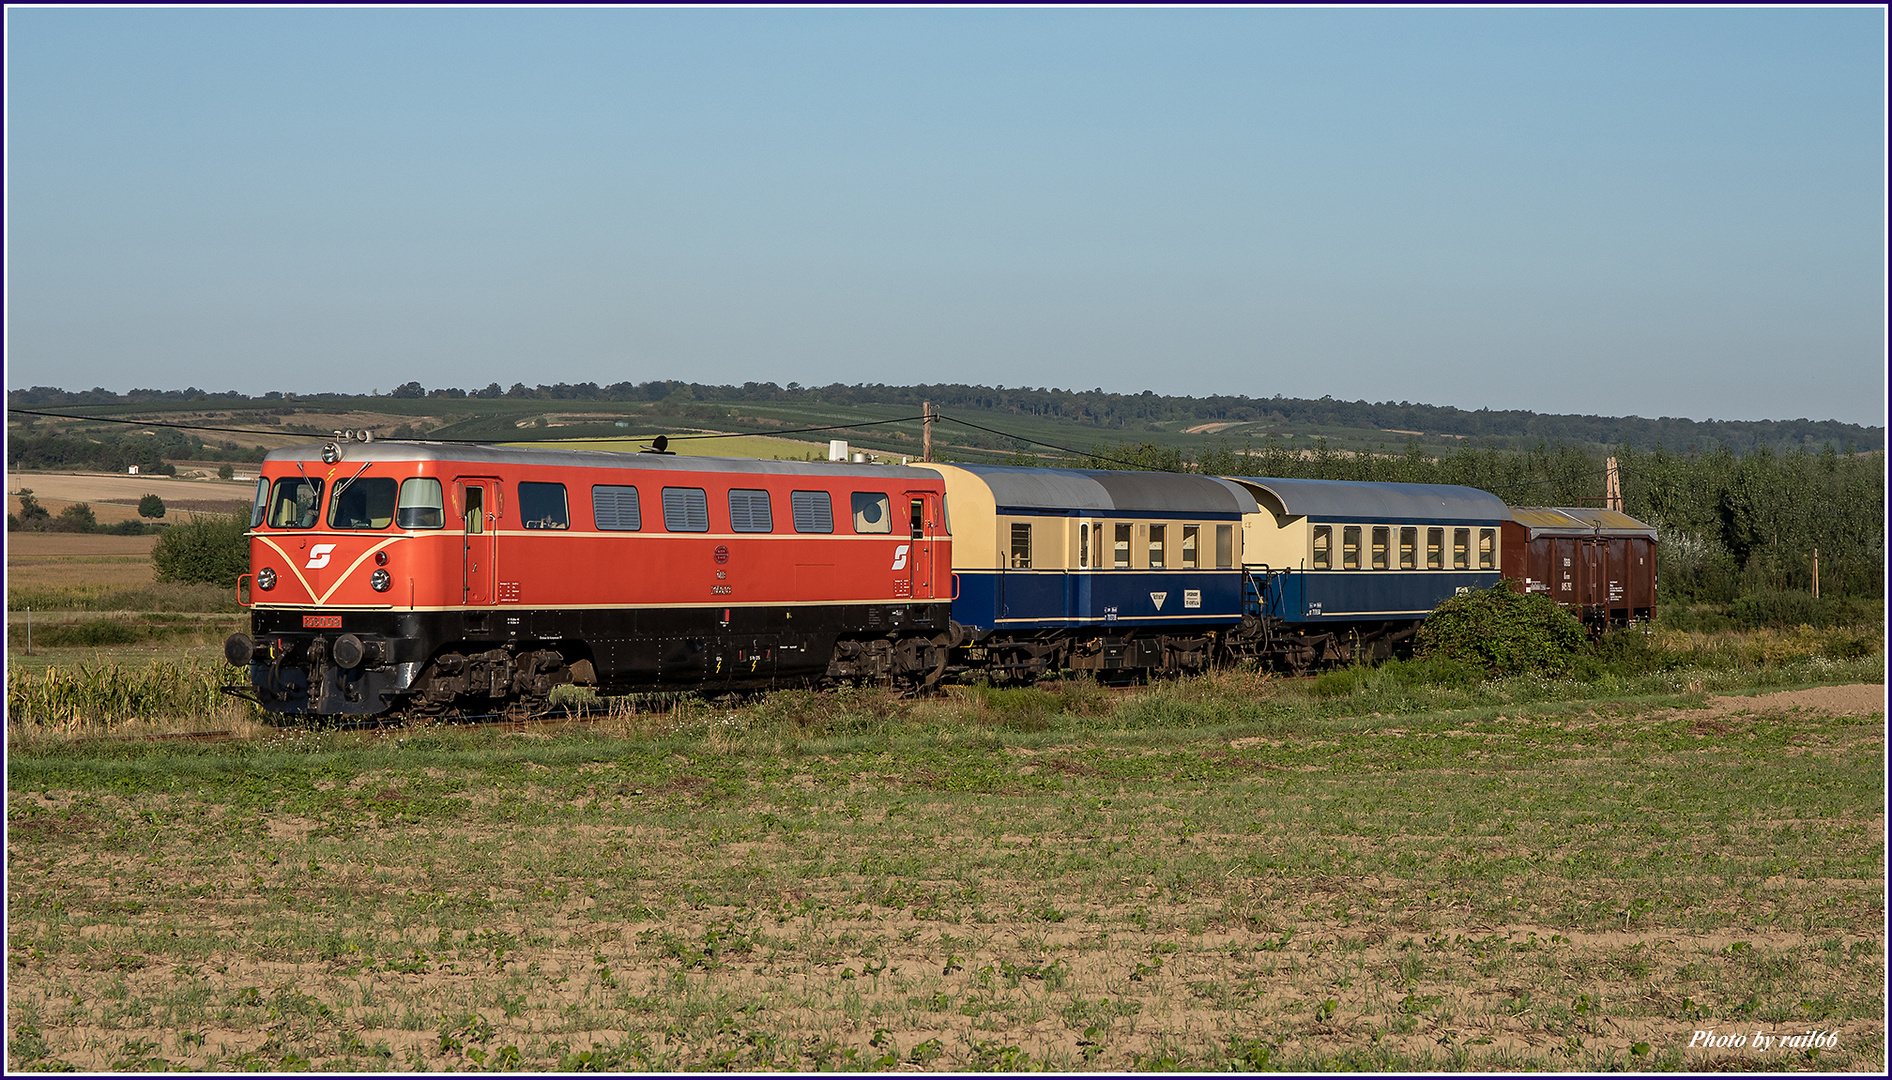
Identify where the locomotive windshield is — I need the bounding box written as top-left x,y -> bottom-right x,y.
329,478 -> 397,529
265,477 -> 324,529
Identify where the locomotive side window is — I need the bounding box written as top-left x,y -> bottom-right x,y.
1426,527 -> 1443,569
1181,525 -> 1199,568
1399,527 -> 1417,570
1148,524 -> 1166,568
1453,528 -> 1470,569
249,477 -> 269,528
662,487 -> 709,532
1010,523 -> 1033,568
397,478 -> 445,529
463,487 -> 484,533
519,482 -> 569,530
1342,526 -> 1361,570
1371,527 -> 1389,570
1114,523 -> 1132,568
1216,524 -> 1234,568
329,477 -> 397,529
592,485 -> 642,531
791,490 -> 833,533
728,489 -> 773,532
1079,522 -> 1089,568
1312,526 -> 1331,569
1478,528 -> 1496,569
851,492 -> 891,534
267,477 -> 324,529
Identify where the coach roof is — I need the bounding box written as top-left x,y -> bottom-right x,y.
1225,476 -> 1509,523
260,441 -> 922,481
934,463 -> 1259,515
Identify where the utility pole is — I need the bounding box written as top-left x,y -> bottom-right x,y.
922,401 -> 933,463
1812,548 -> 1820,599
1604,456 -> 1623,512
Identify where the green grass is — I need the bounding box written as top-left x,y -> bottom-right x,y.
6,654 -> 1884,1072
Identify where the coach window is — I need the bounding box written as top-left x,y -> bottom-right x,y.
267,477 -> 324,529
1312,526 -> 1332,569
728,489 -> 773,532
791,490 -> 833,533
1216,524 -> 1235,569
1478,528 -> 1496,569
396,478 -> 445,529
592,485 -> 642,531
1114,523 -> 1132,568
662,487 -> 709,532
1342,526 -> 1361,570
851,492 -> 891,534
1148,524 -> 1166,568
519,482 -> 569,530
1371,527 -> 1390,570
1181,525 -> 1199,568
1453,528 -> 1470,569
1426,527 -> 1444,570
1079,523 -> 1090,568
1010,523 -> 1032,569
1399,527 -> 1417,570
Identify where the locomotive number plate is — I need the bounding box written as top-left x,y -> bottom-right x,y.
301,614 -> 342,629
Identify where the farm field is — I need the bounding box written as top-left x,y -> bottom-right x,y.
5,665 -> 1884,1073
8,470 -> 252,526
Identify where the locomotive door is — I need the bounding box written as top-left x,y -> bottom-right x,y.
457,478 -> 498,605
905,492 -> 941,599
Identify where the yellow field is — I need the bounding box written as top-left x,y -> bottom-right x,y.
508,435 -> 843,460
7,533 -> 159,591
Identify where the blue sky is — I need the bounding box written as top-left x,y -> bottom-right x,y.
5,7 -> 1885,426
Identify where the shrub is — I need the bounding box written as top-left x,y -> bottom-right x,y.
152,512 -> 250,586
53,502 -> 99,533
1414,583 -> 1587,677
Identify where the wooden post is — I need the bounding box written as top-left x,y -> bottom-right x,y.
1812,548 -> 1819,599
1604,456 -> 1623,512
922,402 -> 933,463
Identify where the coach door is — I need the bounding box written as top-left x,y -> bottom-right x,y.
457,479 -> 498,605
905,492 -> 941,599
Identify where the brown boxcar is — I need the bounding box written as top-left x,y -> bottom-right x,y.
1502,507 -> 1657,625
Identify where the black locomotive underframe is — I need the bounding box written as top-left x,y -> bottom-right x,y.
243,601 -> 955,717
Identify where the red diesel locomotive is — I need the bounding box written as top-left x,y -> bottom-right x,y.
224,442 -> 954,716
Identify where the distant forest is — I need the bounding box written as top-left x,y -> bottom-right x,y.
8,380 -> 1881,454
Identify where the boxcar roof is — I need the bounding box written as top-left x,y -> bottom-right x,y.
1224,476 -> 1509,523
1507,506 -> 1659,539
938,463 -> 1259,515
259,441 -> 924,482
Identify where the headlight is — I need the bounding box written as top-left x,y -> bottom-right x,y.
371,568 -> 392,592
321,442 -> 342,464
257,567 -> 277,590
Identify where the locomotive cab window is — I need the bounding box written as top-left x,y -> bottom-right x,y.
1148,524 -> 1166,568
662,488 -> 709,532
1426,527 -> 1443,569
910,499 -> 926,538
463,487 -> 484,534
329,477 -> 396,529
851,492 -> 891,534
1342,526 -> 1361,570
1371,526 -> 1390,570
1453,528 -> 1470,569
1114,523 -> 1132,568
249,477 -> 269,528
791,490 -> 833,533
1181,525 -> 1199,568
592,485 -> 642,531
1010,523 -> 1032,569
1312,526 -> 1332,569
519,482 -> 569,530
266,477 -> 324,529
397,478 -> 445,529
728,489 -> 773,532
1399,527 -> 1417,570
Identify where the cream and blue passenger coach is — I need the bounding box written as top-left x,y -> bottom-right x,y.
1223,477 -> 1508,623
918,464 -> 1255,634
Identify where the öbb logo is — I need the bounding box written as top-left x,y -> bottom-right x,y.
305,544 -> 337,569
891,544 -> 910,571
